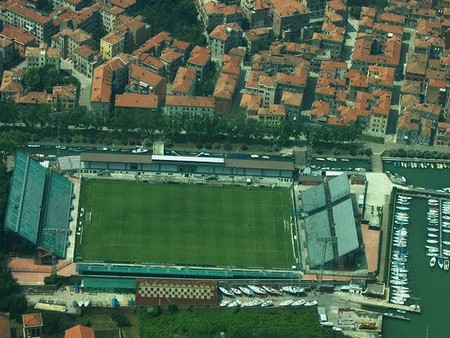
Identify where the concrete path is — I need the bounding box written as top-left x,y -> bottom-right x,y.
371,153 -> 384,173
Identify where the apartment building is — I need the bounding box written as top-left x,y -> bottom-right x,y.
311,23 -> 344,59
240,0 -> 271,28
52,0 -> 92,11
90,53 -> 134,113
52,85 -> 77,110
0,27 -> 36,58
3,4 -> 55,43
100,31 -> 124,60
114,93 -> 158,112
52,28 -> 92,60
213,72 -> 237,113
165,95 -> 215,117
25,43 -> 60,70
270,0 -> 310,38
128,64 -> 167,103
0,68 -> 25,102
171,67 -> 196,96
197,0 -> 243,30
396,110 -> 432,146
0,38 -> 14,66
73,44 -> 102,78
208,23 -> 243,58
186,46 -> 211,80
257,104 -> 286,124
435,122 -> 450,146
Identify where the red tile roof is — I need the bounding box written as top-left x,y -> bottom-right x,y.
213,72 -> 237,100
22,313 -> 43,328
166,95 -> 214,108
115,93 -> 158,109
64,324 -> 95,338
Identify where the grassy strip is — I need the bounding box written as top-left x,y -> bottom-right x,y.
138,307 -> 344,338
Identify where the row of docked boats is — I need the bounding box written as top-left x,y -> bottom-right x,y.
219,285 -> 305,298
219,298 -> 318,308
429,199 -> 450,271
392,161 -> 450,170
390,195 -> 412,305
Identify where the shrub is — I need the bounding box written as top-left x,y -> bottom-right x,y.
223,142 -> 232,151
240,144 -> 248,151
205,143 -> 212,149
128,138 -> 136,146
104,137 -> 112,145
364,148 -> 373,156
213,143 -> 221,149
30,133 -> 39,142
111,312 -> 131,327
272,144 -> 280,152
88,137 -> 96,144
80,316 -> 91,327
349,149 -> 357,156
168,304 -> 179,314
196,143 -> 203,149
65,136 -> 72,143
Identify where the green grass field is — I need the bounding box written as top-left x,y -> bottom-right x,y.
76,179 -> 294,269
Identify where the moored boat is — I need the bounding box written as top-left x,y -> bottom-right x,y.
438,258 -> 445,269
430,256 -> 436,267
445,260 -> 450,271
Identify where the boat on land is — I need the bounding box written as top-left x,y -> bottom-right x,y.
304,300 -> 318,306
321,321 -> 334,327
230,288 -> 242,296
262,286 -> 282,296
291,299 -> 306,306
247,285 -> 266,295
227,300 -> 241,307
279,299 -> 294,306
260,300 -> 274,307
438,258 -> 445,269
241,299 -> 263,307
332,327 -> 343,332
430,256 -> 436,267
220,299 -> 232,307
219,287 -> 234,297
238,286 -> 254,297
281,286 -> 305,295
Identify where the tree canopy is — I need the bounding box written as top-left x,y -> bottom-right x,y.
136,0 -> 206,46
24,65 -> 79,93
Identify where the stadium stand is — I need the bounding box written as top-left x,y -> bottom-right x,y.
41,173 -> 73,258
332,198 -> 359,257
304,210 -> 333,268
301,173 -> 359,268
5,152 -> 46,244
301,184 -> 326,213
5,152 -> 73,258
328,174 -> 350,203
57,156 -> 82,172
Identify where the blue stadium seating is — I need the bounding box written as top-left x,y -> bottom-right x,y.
41,173 -> 73,258
5,153 -> 46,244
5,152 -> 73,258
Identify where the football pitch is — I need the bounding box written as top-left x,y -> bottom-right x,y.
76,179 -> 295,269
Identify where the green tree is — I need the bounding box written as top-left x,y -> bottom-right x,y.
349,6 -> 362,19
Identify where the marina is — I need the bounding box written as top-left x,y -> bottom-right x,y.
384,191 -> 450,338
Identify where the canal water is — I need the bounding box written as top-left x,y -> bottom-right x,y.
381,166 -> 450,337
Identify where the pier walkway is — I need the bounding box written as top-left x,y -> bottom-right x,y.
338,292 -> 421,313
